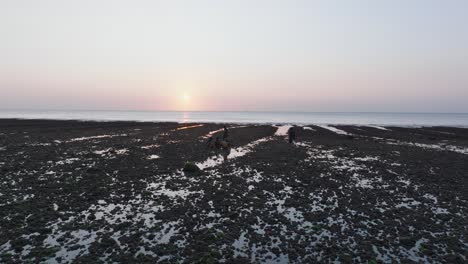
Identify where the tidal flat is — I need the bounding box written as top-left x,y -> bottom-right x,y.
0,119 -> 467,263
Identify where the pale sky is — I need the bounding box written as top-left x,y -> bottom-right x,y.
1,0 -> 467,112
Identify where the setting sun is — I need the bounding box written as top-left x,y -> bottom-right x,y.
172,91 -> 199,111
182,93 -> 190,102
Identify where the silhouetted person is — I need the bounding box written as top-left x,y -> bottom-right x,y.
222,125 -> 229,140
214,137 -> 221,149
288,127 -> 296,144
222,143 -> 231,163
205,136 -> 213,148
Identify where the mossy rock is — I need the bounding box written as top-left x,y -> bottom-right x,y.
183,162 -> 200,173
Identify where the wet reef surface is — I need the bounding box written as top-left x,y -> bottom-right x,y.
0,119 -> 467,263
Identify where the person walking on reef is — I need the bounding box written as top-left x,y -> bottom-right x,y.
221,141 -> 231,163
222,125 -> 229,141
288,127 -> 296,144
205,136 -> 213,148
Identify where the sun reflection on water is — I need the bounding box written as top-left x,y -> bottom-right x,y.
181,112 -> 190,123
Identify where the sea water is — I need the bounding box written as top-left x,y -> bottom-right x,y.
1,110 -> 468,127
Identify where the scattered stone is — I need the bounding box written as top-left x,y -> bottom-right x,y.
183,162 -> 200,173
0,120 -> 466,263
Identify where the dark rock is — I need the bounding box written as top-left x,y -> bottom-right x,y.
183,162 -> 200,173
87,214 -> 96,221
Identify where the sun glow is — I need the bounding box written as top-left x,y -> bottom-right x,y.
172,91 -> 197,111
182,93 -> 190,102
167,79 -> 204,111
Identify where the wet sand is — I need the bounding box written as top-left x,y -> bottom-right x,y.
0,119 -> 467,263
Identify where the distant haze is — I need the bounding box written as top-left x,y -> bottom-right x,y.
1,0 -> 467,112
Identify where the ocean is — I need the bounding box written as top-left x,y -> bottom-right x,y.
1,110 -> 468,127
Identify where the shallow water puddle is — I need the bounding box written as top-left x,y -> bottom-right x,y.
147,155 -> 160,160
46,229 -> 99,262
115,149 -> 128,155
28,142 -> 52,146
93,148 -> 112,155
176,124 -> 204,130
141,144 -> 160,149
196,137 -> 273,169
68,134 -> 127,142
232,231 -> 249,258
39,191 -> 184,263
201,125 -> 249,139
295,142 -> 402,190
316,125 -> 350,135
384,140 -> 468,155
55,158 -> 80,165
302,126 -> 315,131
274,125 -> 292,136
366,125 -> 390,131
93,148 -> 128,156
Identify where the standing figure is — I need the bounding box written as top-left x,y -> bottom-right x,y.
221,141 -> 231,163
214,137 -> 221,149
222,125 -> 229,141
205,136 -> 213,148
288,127 -> 296,144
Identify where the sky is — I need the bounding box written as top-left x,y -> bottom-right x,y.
1,0 -> 467,112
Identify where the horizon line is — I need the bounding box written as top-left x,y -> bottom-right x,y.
1,108 -> 468,115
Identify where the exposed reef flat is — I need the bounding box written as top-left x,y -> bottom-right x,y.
0,119 -> 467,263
